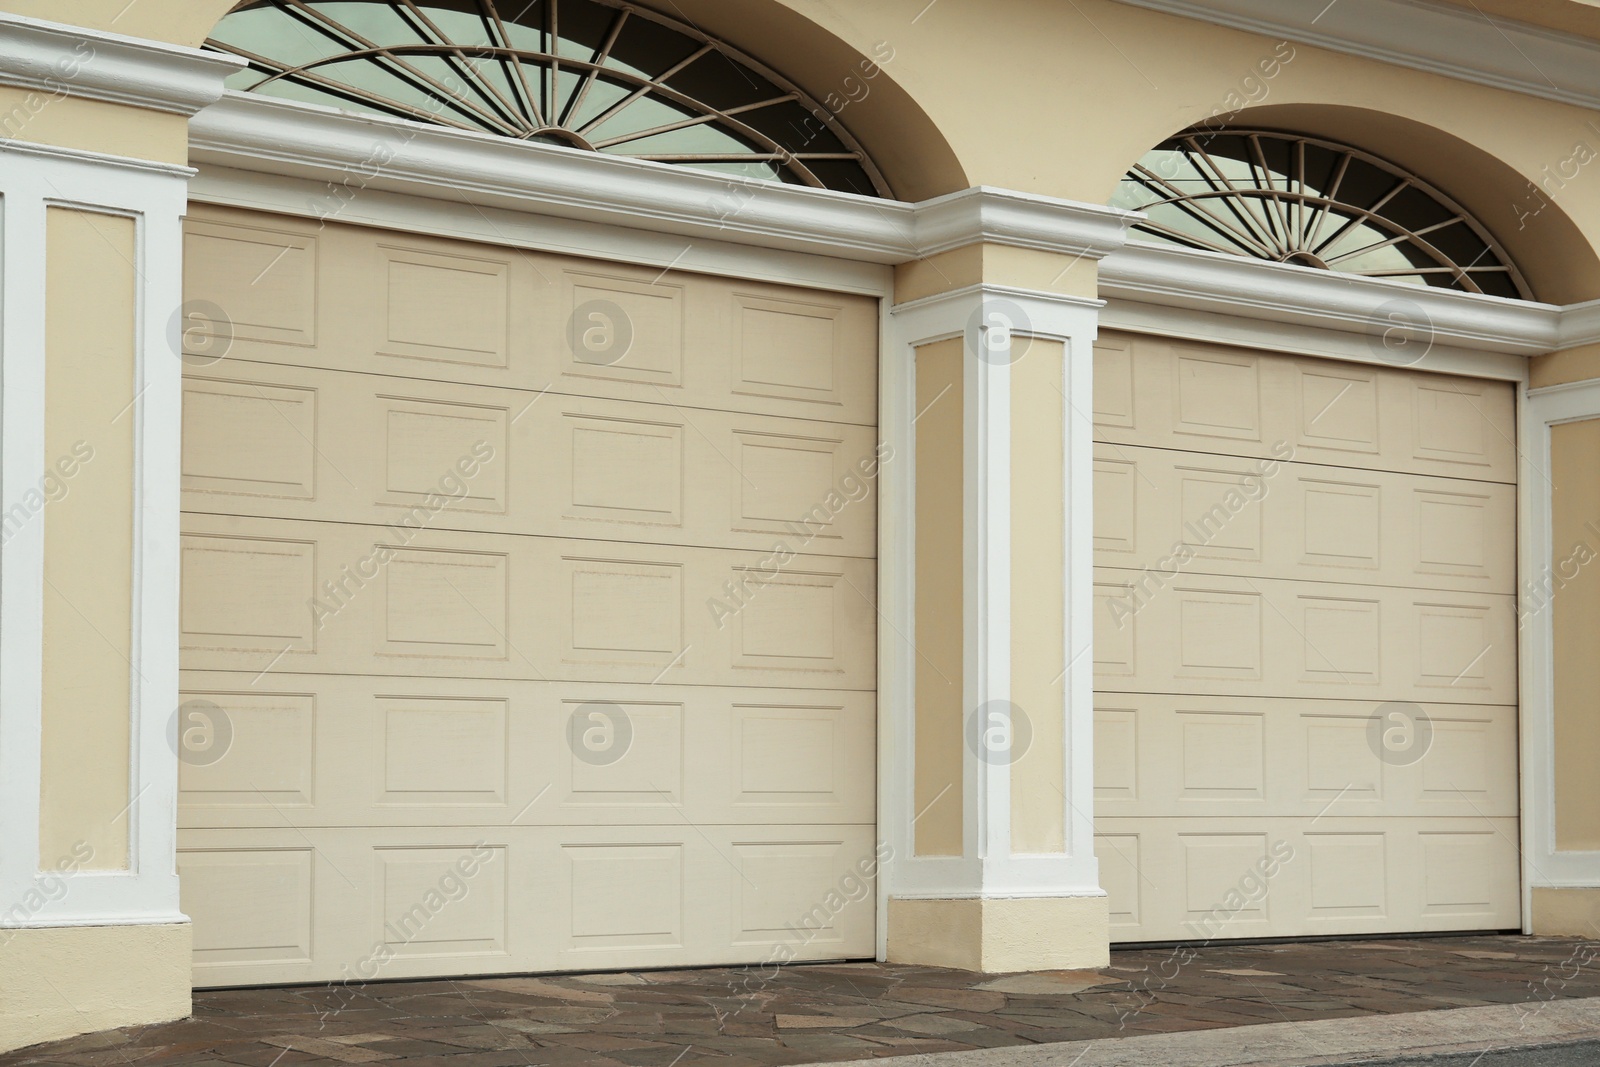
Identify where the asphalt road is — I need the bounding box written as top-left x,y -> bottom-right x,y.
1330,1041 -> 1600,1065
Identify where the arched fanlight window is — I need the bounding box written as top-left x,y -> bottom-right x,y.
1116,129 -> 1531,300
205,0 -> 890,197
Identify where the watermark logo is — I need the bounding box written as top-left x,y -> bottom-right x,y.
568,702 -> 633,766
1365,298 -> 1434,367
966,700 -> 1033,766
568,300 -> 633,367
169,699 -> 233,767
171,299 -> 234,368
1367,701 -> 1433,767
965,298 -> 1032,367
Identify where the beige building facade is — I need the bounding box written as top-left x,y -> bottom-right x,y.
4,0 -> 1600,1051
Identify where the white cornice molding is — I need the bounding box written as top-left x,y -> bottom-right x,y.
191,92 -> 1600,357
1556,298 -> 1600,350
0,134 -> 193,179
188,93 -> 1136,265
0,12 -> 243,117
911,186 -> 1139,259
1100,240 -> 1564,357
1111,0 -> 1600,111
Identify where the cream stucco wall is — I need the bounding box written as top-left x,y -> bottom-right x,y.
1010,336 -> 1068,854
913,338 -> 966,857
38,207 -> 136,872
0,924 -> 191,1052
1550,418 -> 1600,852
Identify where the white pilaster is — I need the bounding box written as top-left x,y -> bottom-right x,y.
0,16 -> 238,931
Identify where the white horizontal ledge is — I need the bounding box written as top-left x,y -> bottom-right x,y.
188,93 -> 1138,265
1101,240 -> 1564,357
1110,0 -> 1600,112
0,11 -> 243,116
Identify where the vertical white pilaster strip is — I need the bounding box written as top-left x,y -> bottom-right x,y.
971,310 -> 1012,872
0,181 -> 49,908
132,175 -> 187,902
1061,317 -> 1100,873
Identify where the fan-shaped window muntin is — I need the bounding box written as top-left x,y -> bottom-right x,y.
1116,130 -> 1531,300
207,0 -> 890,196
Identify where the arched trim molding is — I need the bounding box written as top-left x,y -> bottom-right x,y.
1118,127 -> 1532,300
205,0 -> 891,197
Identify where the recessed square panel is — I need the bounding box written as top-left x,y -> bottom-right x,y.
381,549 -> 508,660
568,559 -> 683,657
377,845 -> 508,955
379,697 -> 507,805
1416,490 -> 1490,575
1420,832 -> 1495,912
1420,717 -> 1492,797
1092,339 -> 1135,429
564,273 -> 684,387
1307,834 -> 1386,915
180,848 -> 313,964
565,844 -> 682,948
737,573 -> 838,664
1178,468 -> 1262,560
183,220 -> 316,346
1094,457 -> 1137,554
1177,591 -> 1261,676
567,415 -> 683,525
737,434 -> 840,535
1413,384 -> 1490,468
733,841 -> 846,942
737,708 -> 837,799
567,701 -> 683,804
1094,707 -> 1138,800
382,246 -> 509,367
1095,834 -> 1142,926
1415,604 -> 1493,689
1298,368 -> 1378,452
1301,480 -> 1380,569
181,535 -> 315,653
1175,354 -> 1260,441
1303,714 -> 1381,799
1094,582 -> 1136,677
1178,711 -> 1264,799
178,692 -> 315,808
182,379 -> 316,500
736,296 -> 841,405
1300,597 -> 1380,683
1181,834 -> 1269,925
382,398 -> 507,513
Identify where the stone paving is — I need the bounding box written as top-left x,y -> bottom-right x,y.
9,935 -> 1600,1066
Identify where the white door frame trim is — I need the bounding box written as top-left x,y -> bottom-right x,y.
0,138 -> 192,929
1519,378 -> 1600,925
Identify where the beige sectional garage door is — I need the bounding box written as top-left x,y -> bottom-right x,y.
1092,330 -> 1519,942
176,205 -> 879,986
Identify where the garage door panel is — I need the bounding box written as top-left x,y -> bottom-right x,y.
1092,333 -> 1515,482
1094,443 -> 1516,592
1092,694 -> 1517,820
1095,333 -> 1518,944
1096,818 -> 1520,943
179,515 -> 875,689
178,673 -> 875,830
184,207 -> 879,427
181,207 -> 880,987
1094,569 -> 1516,705
181,363 -> 878,558
179,825 -> 877,987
